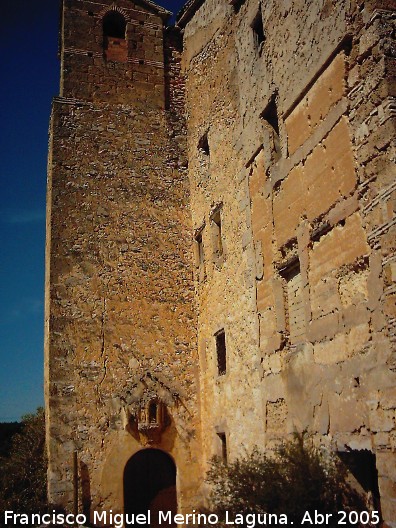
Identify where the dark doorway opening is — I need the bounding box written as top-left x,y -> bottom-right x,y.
338,450 -> 382,517
124,449 -> 177,527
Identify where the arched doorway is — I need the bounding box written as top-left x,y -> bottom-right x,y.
124,449 -> 177,527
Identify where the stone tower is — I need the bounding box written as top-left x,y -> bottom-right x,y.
45,0 -> 201,517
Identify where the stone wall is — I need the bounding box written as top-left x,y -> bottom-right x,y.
180,0 -> 395,522
46,0 -> 395,522
45,0 -> 202,517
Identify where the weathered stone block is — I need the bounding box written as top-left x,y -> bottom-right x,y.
377,452 -> 396,480
309,311 -> 340,342
309,213 -> 370,285
379,497 -> 396,528
251,193 -> 272,235
342,302 -> 370,330
259,307 -> 277,339
339,268 -> 369,307
261,353 -> 282,376
285,53 -> 346,155
346,323 -> 370,356
257,281 -> 276,313
285,102 -> 311,156
382,387 -> 396,411
273,165 -> 305,246
373,432 -> 391,449
311,276 -> 341,319
313,399 -> 330,435
306,52 -> 346,130
329,392 -> 367,433
369,409 -> 395,433
313,334 -> 347,365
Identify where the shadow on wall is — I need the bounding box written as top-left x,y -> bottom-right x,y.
80,461 -> 92,525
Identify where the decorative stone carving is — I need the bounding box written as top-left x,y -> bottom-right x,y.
124,392 -> 170,443
137,398 -> 166,435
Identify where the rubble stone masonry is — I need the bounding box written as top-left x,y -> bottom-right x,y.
46,0 -> 396,525
45,0 -> 201,517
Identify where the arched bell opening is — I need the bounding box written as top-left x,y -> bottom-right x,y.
103,10 -> 127,62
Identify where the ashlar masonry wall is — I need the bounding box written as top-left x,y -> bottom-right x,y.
180,0 -> 395,522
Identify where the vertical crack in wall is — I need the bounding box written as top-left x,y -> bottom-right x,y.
100,295 -> 107,359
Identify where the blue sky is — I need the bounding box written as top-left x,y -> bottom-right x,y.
0,0 -> 186,422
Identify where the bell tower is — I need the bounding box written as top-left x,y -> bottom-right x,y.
58,0 -> 169,107
45,0 -> 201,516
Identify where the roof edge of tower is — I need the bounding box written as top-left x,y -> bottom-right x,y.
134,0 -> 172,20
176,0 -> 206,28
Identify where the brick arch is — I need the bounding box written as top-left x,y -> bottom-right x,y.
98,4 -> 130,23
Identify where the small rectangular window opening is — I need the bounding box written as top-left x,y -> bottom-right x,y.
262,95 -> 280,137
261,95 -> 281,161
195,231 -> 204,266
216,329 -> 227,376
198,133 -> 210,156
194,228 -> 205,278
212,208 -> 223,259
251,10 -> 265,51
217,432 -> 228,463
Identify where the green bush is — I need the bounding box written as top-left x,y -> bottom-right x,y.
0,408 -> 47,526
207,434 -> 366,527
